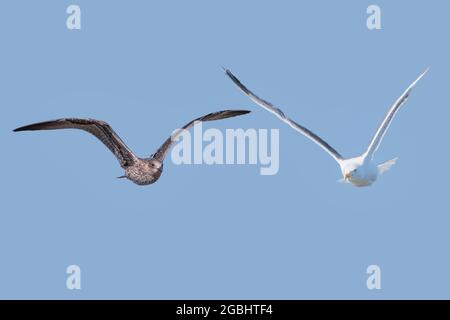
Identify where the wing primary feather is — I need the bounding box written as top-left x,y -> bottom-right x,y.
152,110 -> 250,161
225,68 -> 343,163
364,67 -> 429,159
14,118 -> 138,168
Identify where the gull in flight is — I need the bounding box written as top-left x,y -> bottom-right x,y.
225,68 -> 429,187
14,110 -> 250,185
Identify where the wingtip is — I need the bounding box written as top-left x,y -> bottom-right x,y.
410,67 -> 430,88
223,68 -> 235,78
224,109 -> 251,116
422,66 -> 431,77
13,124 -> 35,132
224,109 -> 251,118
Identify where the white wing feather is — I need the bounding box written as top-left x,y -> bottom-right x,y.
364,67 -> 429,159
225,69 -> 344,164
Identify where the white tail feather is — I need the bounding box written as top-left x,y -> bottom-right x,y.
377,157 -> 399,174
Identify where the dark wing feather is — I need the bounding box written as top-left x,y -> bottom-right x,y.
152,110 -> 250,161
14,118 -> 138,168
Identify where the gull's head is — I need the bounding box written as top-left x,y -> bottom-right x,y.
340,157 -> 377,187
148,159 -> 163,174
344,171 -> 352,180
341,157 -> 365,181
343,167 -> 359,181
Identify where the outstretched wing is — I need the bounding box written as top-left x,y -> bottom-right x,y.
152,110 -> 250,161
225,69 -> 343,163
364,67 -> 429,159
14,118 -> 138,168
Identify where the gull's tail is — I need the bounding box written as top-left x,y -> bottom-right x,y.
377,157 -> 399,174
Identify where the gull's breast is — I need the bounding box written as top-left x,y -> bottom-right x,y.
348,174 -> 378,187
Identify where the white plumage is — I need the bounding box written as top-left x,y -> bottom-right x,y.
225,67 -> 429,187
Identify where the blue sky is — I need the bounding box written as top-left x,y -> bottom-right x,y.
0,1 -> 448,298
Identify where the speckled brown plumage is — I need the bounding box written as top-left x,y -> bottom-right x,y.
14,110 -> 250,185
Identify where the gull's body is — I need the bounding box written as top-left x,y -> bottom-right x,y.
14,110 -> 250,185
339,156 -> 378,187
225,68 -> 429,187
